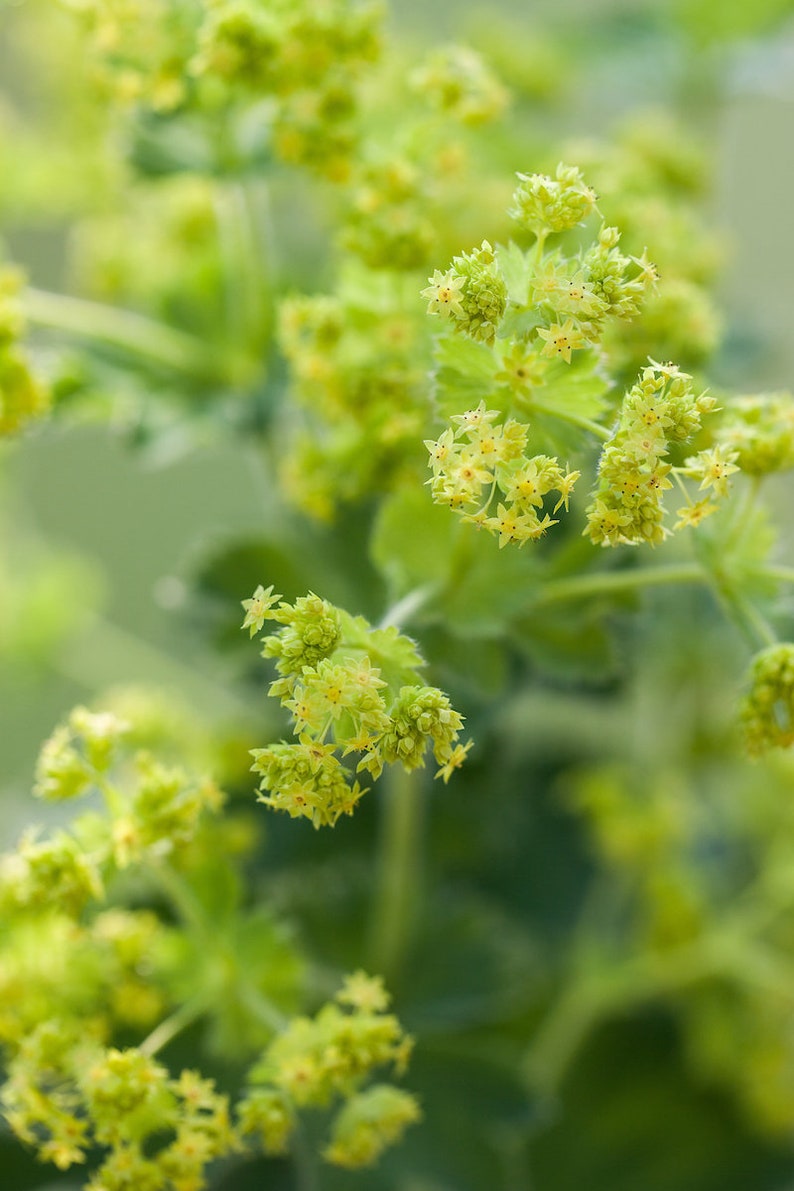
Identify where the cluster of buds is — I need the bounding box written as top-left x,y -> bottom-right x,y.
410,43 -> 508,126
243,586 -> 470,827
421,240 -> 507,345
238,971 -> 420,1168
717,392 -> 794,478
585,362 -> 717,546
741,644 -> 794,756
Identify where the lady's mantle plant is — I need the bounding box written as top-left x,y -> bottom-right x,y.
5,0 -> 794,1187
0,706 -> 420,1188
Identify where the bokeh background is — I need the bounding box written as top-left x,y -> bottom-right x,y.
4,0 -> 794,1188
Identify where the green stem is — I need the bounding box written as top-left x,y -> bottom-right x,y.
26,287 -> 213,381
761,565 -> 794,586
368,765 -> 424,983
525,942 -> 722,1096
531,562 -> 705,607
238,981 -> 288,1033
153,862 -> 212,941
213,177 -> 274,375
705,564 -> 777,651
529,398 -> 611,441
139,996 -> 208,1057
377,584 -> 438,631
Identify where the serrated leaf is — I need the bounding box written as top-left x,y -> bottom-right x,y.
338,610 -> 426,688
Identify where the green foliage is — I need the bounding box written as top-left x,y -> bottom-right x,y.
5,1 -> 794,1189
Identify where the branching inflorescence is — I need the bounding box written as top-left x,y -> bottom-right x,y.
242,585 -> 471,827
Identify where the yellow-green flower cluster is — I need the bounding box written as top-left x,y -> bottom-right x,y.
425,401 -> 579,546
60,0 -> 382,178
195,0 -> 382,178
717,392 -> 794,477
410,43 -> 508,126
243,585 -> 470,827
585,362 -> 716,546
2,1025 -> 234,1188
421,240 -> 507,345
238,971 -> 419,1168
0,266 -> 49,437
509,162 -> 598,238
342,158 -> 435,269
277,272 -> 428,518
741,644 -> 794,756
0,830 -> 103,918
56,0 -> 197,111
25,703 -> 222,873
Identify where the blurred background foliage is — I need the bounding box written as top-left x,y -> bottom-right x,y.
3,0 -> 794,1188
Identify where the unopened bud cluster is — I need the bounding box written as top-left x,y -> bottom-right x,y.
717,393 -> 794,477
741,644 -> 794,756
421,240 -> 507,345
509,163 -> 598,237
243,586 -> 471,827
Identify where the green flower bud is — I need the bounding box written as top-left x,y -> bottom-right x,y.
742,644 -> 794,756
411,43 -> 508,126
510,163 -> 597,237
717,393 -> 794,477
325,1083 -> 421,1167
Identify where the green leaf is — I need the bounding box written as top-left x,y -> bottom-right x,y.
370,487 -> 459,595
496,241 -> 532,306
433,331 -> 498,382
531,351 -> 612,420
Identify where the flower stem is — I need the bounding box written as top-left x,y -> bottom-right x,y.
368,765 -> 424,984
139,997 -> 208,1057
531,562 -> 705,607
377,584 -> 438,631
529,398 -> 611,441
26,287 -> 214,381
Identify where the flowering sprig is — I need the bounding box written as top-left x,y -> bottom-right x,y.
585,362 -> 719,546
59,0 -> 382,179
425,400 -> 580,546
0,707 -> 419,1184
422,164 -> 657,541
238,971 -> 420,1168
243,587 -> 470,827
